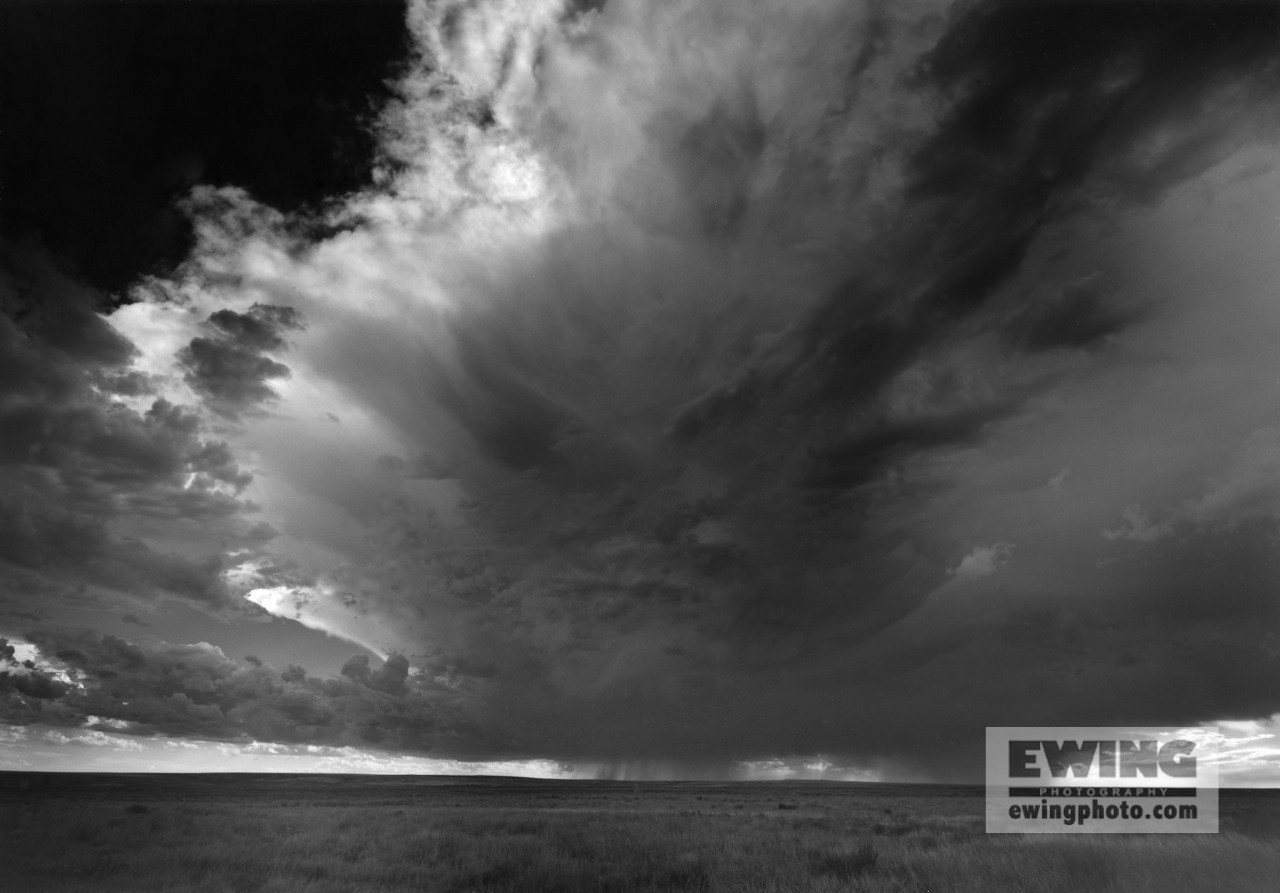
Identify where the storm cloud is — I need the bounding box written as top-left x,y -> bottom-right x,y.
5,0 -> 1280,779
177,303 -> 302,419
0,631 -> 457,752
0,242 -> 261,626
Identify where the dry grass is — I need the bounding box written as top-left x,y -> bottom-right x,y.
1,775 -> 1277,892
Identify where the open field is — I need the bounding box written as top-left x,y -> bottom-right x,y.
2,774 -> 1279,892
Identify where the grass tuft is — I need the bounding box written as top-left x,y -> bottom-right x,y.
807,841 -> 880,880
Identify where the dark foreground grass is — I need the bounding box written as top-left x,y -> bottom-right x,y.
2,775 -> 1277,892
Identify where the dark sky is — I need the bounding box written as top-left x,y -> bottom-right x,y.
1,0 -> 406,292
4,0 -> 1280,782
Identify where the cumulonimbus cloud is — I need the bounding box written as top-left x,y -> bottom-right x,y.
5,0 -> 1280,776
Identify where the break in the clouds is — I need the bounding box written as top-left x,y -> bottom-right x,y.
6,0 -> 1280,781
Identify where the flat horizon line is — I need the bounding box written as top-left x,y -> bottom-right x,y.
1,770 -> 1277,792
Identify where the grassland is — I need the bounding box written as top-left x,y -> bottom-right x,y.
2,773 -> 1278,892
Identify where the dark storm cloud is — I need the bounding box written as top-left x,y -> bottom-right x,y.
0,500 -> 228,608
430,324 -> 574,471
489,4 -> 1280,774
341,653 -> 411,695
0,242 -> 265,623
798,400 -> 1017,490
681,0 -> 1280,483
206,306 -> 301,353
0,243 -> 138,405
642,0 -> 1280,649
1,631 -> 456,751
178,304 -> 302,419
0,396 -> 251,503
664,91 -> 767,239
918,1 -> 1280,202
332,0 -> 1280,770
1003,275 -> 1129,352
780,517 -> 1280,775
0,243 -> 136,369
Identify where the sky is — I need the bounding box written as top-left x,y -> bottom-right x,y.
4,0 -> 1280,784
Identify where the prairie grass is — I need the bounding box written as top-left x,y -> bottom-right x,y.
1,776 -> 1277,892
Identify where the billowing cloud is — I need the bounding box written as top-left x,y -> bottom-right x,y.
5,0 -> 1280,779
177,304 -> 302,419
0,241 -> 266,628
1,631 -> 461,752
952,543 -> 1014,577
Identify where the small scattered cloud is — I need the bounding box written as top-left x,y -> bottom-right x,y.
41,729 -> 144,750
952,543 -> 1014,578
1103,504 -> 1174,544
